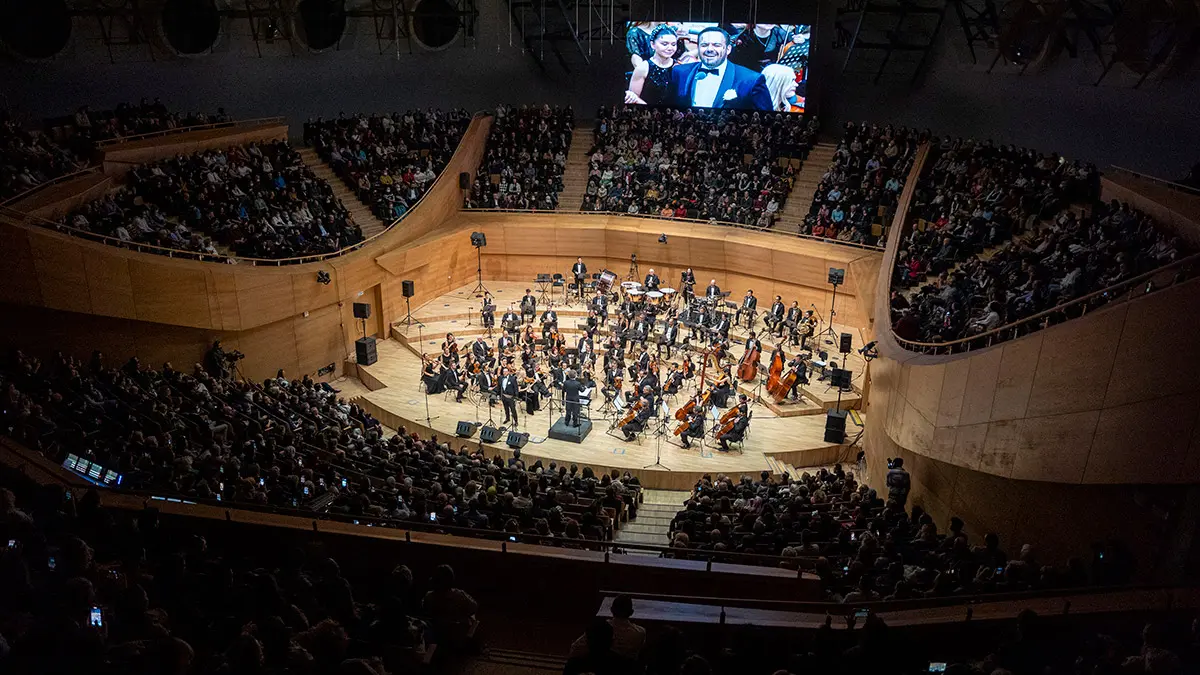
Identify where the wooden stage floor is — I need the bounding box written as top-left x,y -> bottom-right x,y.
351,282 -> 867,490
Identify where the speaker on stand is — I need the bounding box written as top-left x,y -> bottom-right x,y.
353,302 -> 377,366
398,279 -> 422,329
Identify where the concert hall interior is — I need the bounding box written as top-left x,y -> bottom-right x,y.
2,1 -> 1200,672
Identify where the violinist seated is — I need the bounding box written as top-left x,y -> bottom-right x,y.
440,362 -> 468,402
470,337 -> 495,369
496,333 -> 516,355
621,396 -> 653,441
664,364 -> 684,395
540,307 -> 558,330
421,355 -> 445,394
719,410 -> 750,452
440,333 -> 460,367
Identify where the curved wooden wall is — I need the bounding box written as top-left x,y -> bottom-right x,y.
459,211 -> 883,330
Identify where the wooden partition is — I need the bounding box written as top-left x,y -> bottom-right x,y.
100,122 -> 289,173
457,211 -> 883,330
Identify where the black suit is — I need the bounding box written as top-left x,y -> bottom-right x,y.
736,295 -> 758,328
521,294 -> 537,321
766,301 -> 786,336
563,377 -> 583,426
680,412 -> 705,448
572,262 -> 587,282
502,311 -> 520,332
442,368 -> 467,401
497,374 -> 519,424
644,273 -> 660,291
706,284 -> 722,298
541,310 -> 558,327
477,372 -> 495,404
719,415 -> 749,451
622,404 -> 653,440
592,296 -> 608,321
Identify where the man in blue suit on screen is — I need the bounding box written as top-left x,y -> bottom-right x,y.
668,26 -> 773,110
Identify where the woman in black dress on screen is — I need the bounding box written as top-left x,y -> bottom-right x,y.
624,26 -> 679,106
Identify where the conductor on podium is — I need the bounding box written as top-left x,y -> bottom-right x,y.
563,370 -> 583,427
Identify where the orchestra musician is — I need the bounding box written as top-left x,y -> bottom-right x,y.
679,394 -> 706,449
711,312 -> 731,343
585,309 -> 600,332
680,268 -> 697,302
638,367 -> 660,408
497,366 -> 520,425
785,353 -> 810,400
719,408 -> 750,452
743,331 -> 763,373
795,309 -> 816,349
540,306 -> 559,331
471,337 -> 493,369
681,355 -> 696,381
706,279 -> 722,299
631,313 -> 651,347
441,361 -> 468,402
644,268 -> 661,291
477,368 -> 497,407
731,393 -> 750,418
521,370 -> 551,414
664,363 -> 684,395
661,317 -> 681,358
521,323 -> 537,349
735,289 -> 758,330
497,333 -> 516,356
712,365 -> 734,407
577,332 -> 595,367
602,364 -> 624,406
421,354 -> 444,394
502,305 -> 521,333
621,396 -> 653,441
521,289 -> 537,323
591,290 -> 609,322
481,292 -> 496,330
440,333 -> 459,366
764,295 -> 785,337
572,257 -> 588,298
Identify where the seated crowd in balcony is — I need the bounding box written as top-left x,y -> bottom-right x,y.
0,475 -> 479,675
580,105 -> 816,226
891,138 -> 1186,345
0,111 -> 89,201
60,141 -> 361,259
0,348 -> 640,548
669,464 -> 1133,601
802,121 -> 921,245
60,99 -> 232,147
305,109 -> 471,221
463,104 -> 574,210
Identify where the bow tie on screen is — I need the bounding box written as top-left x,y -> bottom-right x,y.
697,67 -> 719,78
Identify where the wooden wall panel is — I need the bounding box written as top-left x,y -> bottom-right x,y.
0,226 -> 40,307
82,248 -> 135,319
1083,393 -> 1199,483
1011,410 -> 1100,483
294,303 -> 345,376
936,358 -> 970,427
1106,280 -> 1200,408
233,272 -> 296,329
991,334 -> 1043,422
958,349 -> 1002,426
29,236 -> 91,314
1026,306 -> 1126,416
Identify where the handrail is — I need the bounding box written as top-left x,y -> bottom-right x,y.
461,208 -> 887,252
892,243 -> 1200,355
93,116 -> 287,148
0,165 -> 102,207
1110,165 -> 1200,197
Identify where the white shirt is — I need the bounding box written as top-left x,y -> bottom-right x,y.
691,61 -> 728,108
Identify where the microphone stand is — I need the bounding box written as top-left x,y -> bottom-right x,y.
416,324 -> 439,431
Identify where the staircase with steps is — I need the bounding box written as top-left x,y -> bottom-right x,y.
773,142 -> 838,235
296,147 -> 390,240
613,488 -> 689,554
556,128 -> 594,211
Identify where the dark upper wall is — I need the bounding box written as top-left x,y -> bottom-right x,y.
2,0 -> 1195,176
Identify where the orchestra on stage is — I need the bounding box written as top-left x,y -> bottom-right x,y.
416,259 -> 836,452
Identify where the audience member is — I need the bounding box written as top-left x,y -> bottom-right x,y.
0,111 -> 88,201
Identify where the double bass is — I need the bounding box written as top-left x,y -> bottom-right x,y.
737,341 -> 760,382
767,349 -> 785,391
768,370 -> 798,403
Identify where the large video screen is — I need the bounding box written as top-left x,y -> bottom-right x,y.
622,22 -> 811,113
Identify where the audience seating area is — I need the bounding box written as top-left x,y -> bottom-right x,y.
892,138 -> 1189,347
0,111 -> 89,202
801,121 -> 919,245
305,109 -> 471,222
580,106 -> 816,226
59,140 -> 362,260
463,104 -> 574,210
669,467 -> 1133,602
0,467 -> 480,675
46,99 -> 231,148
0,349 -> 644,549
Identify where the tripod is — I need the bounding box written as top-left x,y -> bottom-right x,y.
471,245 -> 488,296
822,281 -> 841,345
643,410 -> 671,470
627,255 -> 639,282
398,295 -> 423,329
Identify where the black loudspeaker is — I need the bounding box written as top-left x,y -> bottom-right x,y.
824,409 -> 848,443
458,172 -> 470,189
470,231 -> 487,247
828,268 -> 846,285
355,337 -> 378,366
353,302 -> 371,319
456,421 -> 477,438
831,368 -> 852,389
479,425 -> 502,443
839,333 -> 853,354
402,280 -> 415,298
506,430 -> 530,449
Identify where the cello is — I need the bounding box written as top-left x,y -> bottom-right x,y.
737,341 -> 760,382
617,398 -> 644,428
767,348 -> 784,390
768,370 -> 798,403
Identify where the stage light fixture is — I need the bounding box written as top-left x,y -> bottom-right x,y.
316,271 -> 331,285
658,233 -> 668,244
